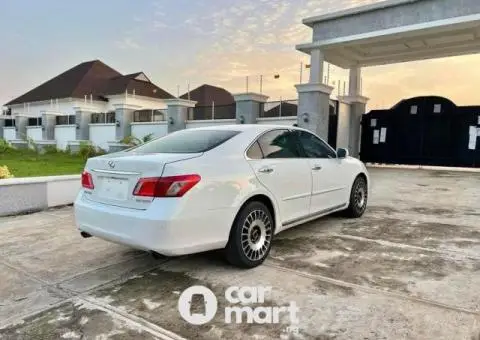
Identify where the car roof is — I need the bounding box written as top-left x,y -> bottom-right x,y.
188,124 -> 301,133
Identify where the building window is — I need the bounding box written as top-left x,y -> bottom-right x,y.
133,109 -> 165,122
91,111 -> 115,123
433,104 -> 441,113
410,105 -> 418,114
4,119 -> 15,127
56,115 -> 76,125
27,117 -> 42,126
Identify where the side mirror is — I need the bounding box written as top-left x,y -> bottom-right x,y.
337,148 -> 349,158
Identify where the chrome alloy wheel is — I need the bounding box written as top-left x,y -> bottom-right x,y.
354,181 -> 367,210
240,209 -> 273,261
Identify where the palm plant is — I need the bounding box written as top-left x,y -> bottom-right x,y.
120,133 -> 154,147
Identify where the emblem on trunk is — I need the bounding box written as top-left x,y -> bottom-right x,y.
108,161 -> 115,169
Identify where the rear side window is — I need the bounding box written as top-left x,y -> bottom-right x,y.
127,129 -> 240,154
246,141 -> 264,159
257,129 -> 301,159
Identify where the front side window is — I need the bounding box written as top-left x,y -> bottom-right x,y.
256,129 -> 301,159
295,130 -> 336,159
127,129 -> 240,154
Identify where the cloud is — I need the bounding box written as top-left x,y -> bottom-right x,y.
114,37 -> 142,50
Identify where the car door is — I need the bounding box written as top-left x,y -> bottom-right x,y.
246,129 -> 312,225
294,130 -> 349,214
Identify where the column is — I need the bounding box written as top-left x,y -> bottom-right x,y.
309,49 -> 324,83
74,110 -> 93,140
166,99 -> 197,133
338,66 -> 369,158
295,47 -> 333,141
0,118 -> 4,139
233,93 -> 269,124
295,83 -> 334,140
41,113 -> 56,140
114,106 -> 135,141
15,116 -> 27,140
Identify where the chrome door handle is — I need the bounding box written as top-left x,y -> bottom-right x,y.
258,167 -> 274,174
312,165 -> 322,171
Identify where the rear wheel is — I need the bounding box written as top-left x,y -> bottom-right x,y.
225,201 -> 274,268
344,176 -> 368,218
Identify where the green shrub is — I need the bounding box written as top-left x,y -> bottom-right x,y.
78,142 -> 106,160
78,142 -> 97,160
43,145 -> 59,154
0,138 -> 14,153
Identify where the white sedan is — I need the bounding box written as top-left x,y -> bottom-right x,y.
74,125 -> 369,268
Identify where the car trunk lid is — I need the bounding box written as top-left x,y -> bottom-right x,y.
83,152 -> 202,209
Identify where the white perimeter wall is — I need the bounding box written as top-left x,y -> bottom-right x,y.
131,122 -> 168,139
256,117 -> 297,126
89,124 -> 116,150
55,125 -> 77,150
186,119 -> 236,129
26,126 -> 43,141
3,127 -> 16,141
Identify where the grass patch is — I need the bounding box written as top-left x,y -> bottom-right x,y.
0,139 -> 107,178
0,149 -> 86,177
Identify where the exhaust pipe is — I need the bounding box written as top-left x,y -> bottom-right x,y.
80,231 -> 92,238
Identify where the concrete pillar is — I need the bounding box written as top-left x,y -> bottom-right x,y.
114,107 -> 135,140
348,66 -> 362,96
233,93 -> 269,124
165,99 -> 197,133
74,110 -> 92,140
309,49 -> 324,83
338,66 -> 369,158
41,113 -> 56,140
15,116 -> 27,140
295,83 -> 334,141
0,119 -> 4,139
335,98 -> 351,150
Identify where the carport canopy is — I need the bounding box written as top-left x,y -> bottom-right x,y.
296,0 -> 480,68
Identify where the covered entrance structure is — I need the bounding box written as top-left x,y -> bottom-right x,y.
296,0 -> 480,157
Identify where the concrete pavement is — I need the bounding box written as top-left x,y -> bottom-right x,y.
0,168 -> 479,339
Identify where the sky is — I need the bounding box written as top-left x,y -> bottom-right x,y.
2,0 -> 480,111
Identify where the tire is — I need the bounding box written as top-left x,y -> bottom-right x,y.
344,176 -> 368,218
225,201 -> 274,268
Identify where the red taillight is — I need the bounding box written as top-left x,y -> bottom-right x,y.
81,171 -> 94,189
133,174 -> 201,198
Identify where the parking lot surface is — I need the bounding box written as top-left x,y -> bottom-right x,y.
0,168 -> 479,339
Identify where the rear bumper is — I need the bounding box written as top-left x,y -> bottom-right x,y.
74,191 -> 236,256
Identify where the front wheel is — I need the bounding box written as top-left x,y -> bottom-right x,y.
344,176 -> 368,218
225,201 -> 274,268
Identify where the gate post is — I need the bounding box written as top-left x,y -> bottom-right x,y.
165,99 -> 197,133
295,83 -> 334,141
233,93 -> 269,124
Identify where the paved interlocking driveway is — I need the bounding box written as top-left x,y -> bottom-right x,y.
0,168 -> 479,339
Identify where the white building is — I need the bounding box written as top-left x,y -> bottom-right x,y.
1,60 -> 175,150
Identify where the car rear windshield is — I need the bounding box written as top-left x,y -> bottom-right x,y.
127,129 -> 240,154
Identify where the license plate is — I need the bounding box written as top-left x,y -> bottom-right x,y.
98,177 -> 129,201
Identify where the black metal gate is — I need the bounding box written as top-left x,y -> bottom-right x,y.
360,96 -> 480,167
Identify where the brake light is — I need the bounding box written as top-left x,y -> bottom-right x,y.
81,171 -> 94,189
133,174 -> 201,197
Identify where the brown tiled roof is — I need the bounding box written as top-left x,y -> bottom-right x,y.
180,84 -> 234,106
6,60 -> 174,105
